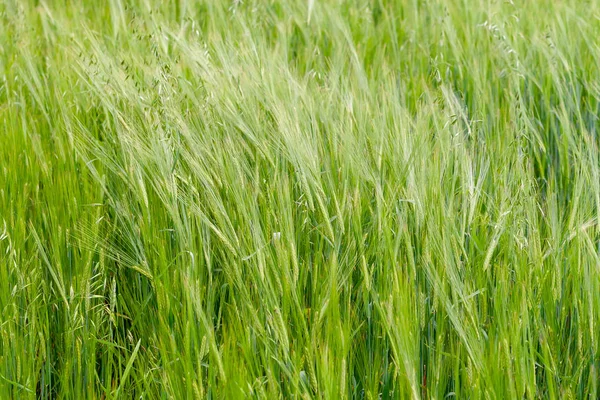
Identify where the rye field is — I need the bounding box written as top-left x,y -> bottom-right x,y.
1,0 -> 600,398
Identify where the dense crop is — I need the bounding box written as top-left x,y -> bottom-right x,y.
1,0 -> 600,398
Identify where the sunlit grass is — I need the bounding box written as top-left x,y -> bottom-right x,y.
1,0 -> 600,398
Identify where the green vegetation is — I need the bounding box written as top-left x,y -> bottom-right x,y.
1,0 -> 600,398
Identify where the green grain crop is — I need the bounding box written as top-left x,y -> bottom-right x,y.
1,0 -> 600,398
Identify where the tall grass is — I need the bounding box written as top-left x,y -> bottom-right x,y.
1,0 -> 600,398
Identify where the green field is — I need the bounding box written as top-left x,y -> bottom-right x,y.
1,0 -> 600,398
